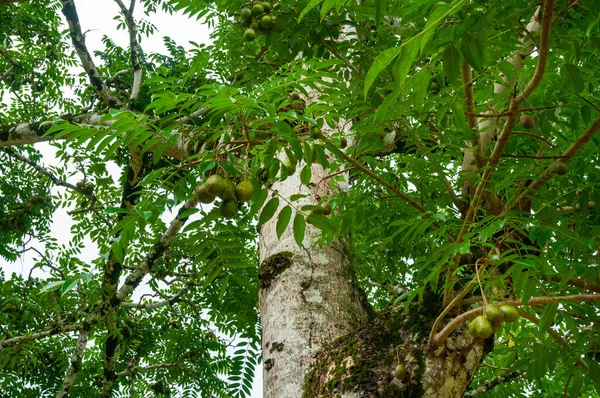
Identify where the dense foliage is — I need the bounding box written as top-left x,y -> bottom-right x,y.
1,0 -> 600,396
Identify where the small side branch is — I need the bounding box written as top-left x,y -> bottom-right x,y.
56,328 -> 89,398
464,370 -> 526,397
122,285 -> 190,309
430,293 -> 600,348
518,310 -> 588,370
510,114 -> 600,211
0,323 -> 81,347
2,148 -> 95,199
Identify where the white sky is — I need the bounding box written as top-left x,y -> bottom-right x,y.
1,1 -> 262,396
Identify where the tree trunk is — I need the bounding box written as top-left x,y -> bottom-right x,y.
258,162 -> 489,397
258,162 -> 372,397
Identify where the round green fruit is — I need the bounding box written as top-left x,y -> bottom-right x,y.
500,305 -> 519,322
309,126 -> 323,139
283,157 -> 296,175
219,199 -> 238,218
235,181 -> 254,202
195,183 -> 215,204
260,15 -> 273,29
472,315 -> 493,338
430,81 -> 440,94
240,7 -> 252,20
553,162 -> 568,176
218,178 -> 235,200
205,175 -> 226,197
520,114 -> 535,129
393,364 -> 406,380
244,28 -> 256,41
485,304 -> 504,324
251,3 -> 264,15
469,317 -> 478,337
291,92 -> 301,101
262,2 -> 272,12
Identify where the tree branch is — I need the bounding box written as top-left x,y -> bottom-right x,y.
60,0 -> 122,107
122,285 -> 190,309
464,369 -> 525,397
510,113 -> 600,211
0,322 -> 81,347
56,328 -> 89,398
430,293 -> 600,347
518,309 -> 589,370
113,0 -> 143,102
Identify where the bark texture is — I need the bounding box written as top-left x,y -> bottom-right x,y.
258,163 -> 371,397
302,299 -> 489,397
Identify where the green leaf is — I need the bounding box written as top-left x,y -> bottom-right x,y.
450,101 -> 469,132
276,206 -> 292,239
61,279 -> 78,295
364,46 -> 401,98
293,214 -> 306,247
258,197 -> 280,227
300,164 -> 312,185
538,302 -> 558,333
443,44 -> 460,85
306,214 -> 337,232
461,32 -> 485,71
298,0 -> 323,22
421,2 -> 449,52
40,280 -> 64,293
561,64 -> 585,93
412,67 -> 431,111
394,37 -> 421,88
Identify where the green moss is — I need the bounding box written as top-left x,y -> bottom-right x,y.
302,296 -> 440,397
258,251 -> 294,289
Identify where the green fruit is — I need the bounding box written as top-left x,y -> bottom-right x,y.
262,2 -> 272,12
244,28 -> 256,41
340,137 -> 348,148
283,157 -> 296,175
485,304 -> 504,324
469,317 -> 478,337
520,114 -> 535,129
291,92 -> 301,100
235,181 -> 254,202
218,179 -> 235,200
473,315 -> 493,338
393,364 -> 406,380
250,21 -> 260,31
309,126 -> 323,139
240,7 -> 252,20
260,15 -> 273,29
195,184 -> 215,204
251,3 -> 264,15
205,175 -> 226,197
219,199 -> 238,218
553,162 -> 568,176
430,81 -> 440,94
500,305 -> 519,322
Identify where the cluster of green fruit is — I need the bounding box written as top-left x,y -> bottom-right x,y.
239,2 -> 280,42
195,175 -> 254,218
469,304 -> 519,339
0,195 -> 51,233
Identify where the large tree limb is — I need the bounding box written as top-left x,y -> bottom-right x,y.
56,328 -> 89,398
114,0 -> 143,102
60,0 -> 122,107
